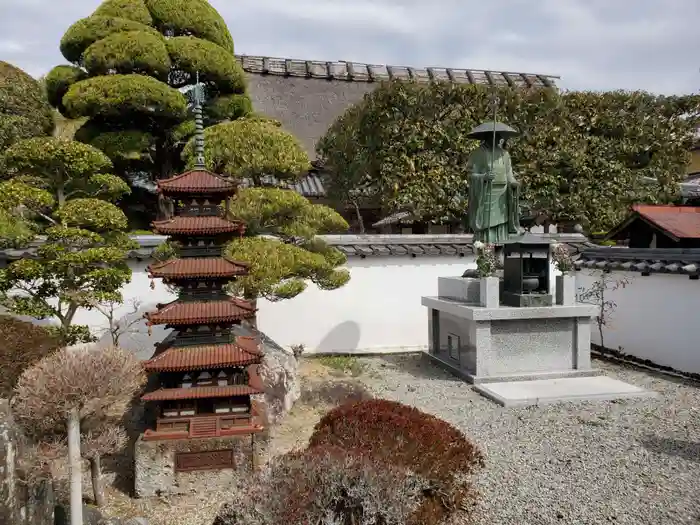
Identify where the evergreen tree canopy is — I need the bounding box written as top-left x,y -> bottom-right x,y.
46,0 -> 247,182
0,61 -> 55,150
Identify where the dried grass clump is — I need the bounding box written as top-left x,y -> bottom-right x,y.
309,399 -> 485,523
214,445 -> 428,525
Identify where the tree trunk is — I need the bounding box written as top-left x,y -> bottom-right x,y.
89,456 -> 105,507
247,297 -> 258,329
351,200 -> 365,233
67,408 -> 83,525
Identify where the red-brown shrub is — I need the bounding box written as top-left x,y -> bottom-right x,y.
308,399 -> 485,523
0,315 -> 61,398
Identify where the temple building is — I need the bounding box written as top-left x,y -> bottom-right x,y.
141,83 -> 266,443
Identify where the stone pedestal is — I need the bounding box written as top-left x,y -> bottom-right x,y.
423,294 -> 598,383
556,274 -> 576,306
134,431 -> 269,498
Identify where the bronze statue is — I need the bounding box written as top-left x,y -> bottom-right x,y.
465,121 -> 522,244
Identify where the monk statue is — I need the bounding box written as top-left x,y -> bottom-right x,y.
465,121 -> 522,243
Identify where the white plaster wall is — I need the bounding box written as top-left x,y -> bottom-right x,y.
257,256 -> 475,354
575,270 -> 700,375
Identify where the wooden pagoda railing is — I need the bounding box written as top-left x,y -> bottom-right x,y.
143,412 -> 261,441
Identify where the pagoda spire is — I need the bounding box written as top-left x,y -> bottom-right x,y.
193,72 -> 206,170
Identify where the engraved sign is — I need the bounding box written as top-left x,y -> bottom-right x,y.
175,449 -> 235,472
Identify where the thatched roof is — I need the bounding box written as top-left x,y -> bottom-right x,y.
236,55 -> 559,158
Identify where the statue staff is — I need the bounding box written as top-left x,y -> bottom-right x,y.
484,95 -> 499,243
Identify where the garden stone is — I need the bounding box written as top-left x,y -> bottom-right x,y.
55,503 -> 104,525
257,336 -> 300,425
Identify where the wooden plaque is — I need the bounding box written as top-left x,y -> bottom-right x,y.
175,449 -> 235,472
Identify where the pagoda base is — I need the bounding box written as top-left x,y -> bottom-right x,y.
134,431 -> 270,498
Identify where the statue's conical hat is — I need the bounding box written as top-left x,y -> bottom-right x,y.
467,121 -> 519,140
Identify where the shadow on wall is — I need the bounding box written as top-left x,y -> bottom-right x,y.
314,320 -> 361,353
96,302 -> 172,360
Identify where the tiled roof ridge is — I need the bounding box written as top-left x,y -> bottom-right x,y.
575,247 -> 700,277
235,54 -> 559,88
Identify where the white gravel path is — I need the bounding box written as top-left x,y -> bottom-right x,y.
359,354 -> 700,525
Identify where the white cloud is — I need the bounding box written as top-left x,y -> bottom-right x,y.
0,0 -> 697,94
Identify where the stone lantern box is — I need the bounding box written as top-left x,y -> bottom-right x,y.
502,234 -> 553,307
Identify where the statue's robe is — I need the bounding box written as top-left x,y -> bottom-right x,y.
466,144 -> 520,243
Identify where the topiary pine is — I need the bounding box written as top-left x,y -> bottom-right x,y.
46,0 -> 248,182
0,61 -> 55,150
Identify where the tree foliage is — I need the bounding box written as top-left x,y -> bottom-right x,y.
223,188 -> 350,301
0,138 -> 134,344
50,0 -> 247,193
318,81 -> 700,232
181,119 -> 310,184
0,61 -> 54,150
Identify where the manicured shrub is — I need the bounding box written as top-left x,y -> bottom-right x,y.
213,445 -> 428,525
0,316 -> 61,398
309,398 -> 485,523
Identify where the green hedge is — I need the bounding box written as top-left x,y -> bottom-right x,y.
45,65 -> 89,111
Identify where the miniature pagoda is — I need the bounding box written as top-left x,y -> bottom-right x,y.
141,81 -> 265,441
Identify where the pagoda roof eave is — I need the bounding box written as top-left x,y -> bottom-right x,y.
144,343 -> 261,372
157,169 -> 237,194
144,297 -> 257,326
151,216 -> 245,236
141,383 -> 263,402
147,256 -> 250,279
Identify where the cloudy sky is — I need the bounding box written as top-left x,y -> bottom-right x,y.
0,0 -> 698,94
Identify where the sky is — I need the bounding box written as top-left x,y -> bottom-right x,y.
0,0 -> 698,94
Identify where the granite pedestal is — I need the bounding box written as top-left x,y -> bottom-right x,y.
422,276 -> 655,406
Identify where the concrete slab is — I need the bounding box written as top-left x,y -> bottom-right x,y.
422,296 -> 598,321
473,375 -> 657,407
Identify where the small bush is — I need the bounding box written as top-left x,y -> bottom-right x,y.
309,399 -> 485,523
0,316 -> 62,398
213,445 -> 429,525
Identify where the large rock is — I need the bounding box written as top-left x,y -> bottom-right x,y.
0,399 -> 55,525
255,332 -> 300,425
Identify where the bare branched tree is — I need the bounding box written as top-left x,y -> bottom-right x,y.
91,298 -> 143,346
12,345 -> 145,525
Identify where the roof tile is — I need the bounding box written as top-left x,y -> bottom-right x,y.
142,384 -> 262,402
148,257 -> 249,279
157,169 -> 237,194
145,297 -> 256,325
236,55 -> 558,88
633,205 -> 700,239
145,343 -> 261,372
151,216 -> 245,236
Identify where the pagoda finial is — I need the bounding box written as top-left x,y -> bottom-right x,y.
193,72 -> 206,170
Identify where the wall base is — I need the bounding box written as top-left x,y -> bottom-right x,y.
423,351 -> 601,384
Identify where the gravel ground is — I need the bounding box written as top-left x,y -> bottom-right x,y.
359,354 -> 700,525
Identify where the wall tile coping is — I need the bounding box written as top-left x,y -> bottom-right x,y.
575,247 -> 700,278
